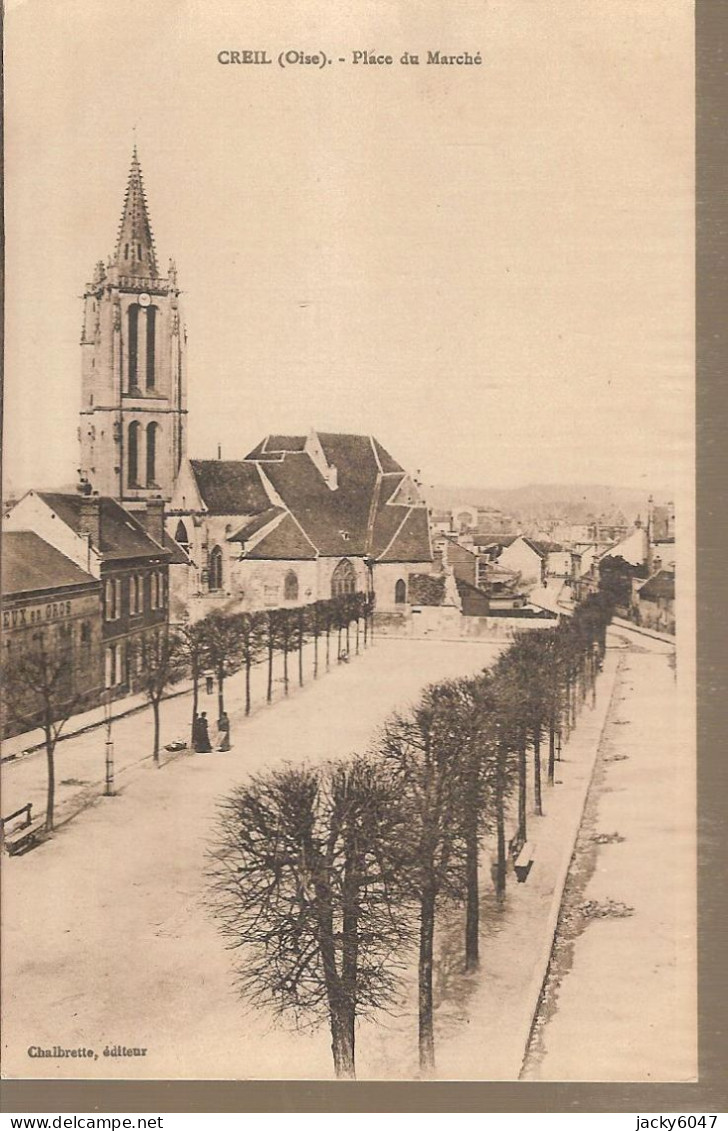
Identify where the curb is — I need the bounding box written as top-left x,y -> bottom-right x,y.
1,683 -> 195,764
515,650 -> 624,1078
610,618 -> 675,645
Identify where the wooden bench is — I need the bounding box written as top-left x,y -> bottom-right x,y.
514,841 -> 535,883
1,803 -> 45,856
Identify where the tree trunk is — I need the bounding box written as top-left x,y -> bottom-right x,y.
190,674 -> 199,746
363,612 -> 368,647
355,617 -> 360,654
44,724 -> 55,832
267,635 -> 274,704
312,869 -> 353,1079
337,625 -> 342,660
418,884 -> 437,1075
152,699 -> 161,764
518,743 -> 528,843
548,719 -> 556,785
346,620 -> 350,653
298,617 -> 304,688
329,1009 -> 356,1080
465,820 -> 479,971
533,730 -> 543,816
217,666 -> 225,718
326,626 -> 331,670
495,760 -> 507,904
283,644 -> 289,695
313,628 -> 319,678
340,845 -> 360,1079
245,657 -> 251,716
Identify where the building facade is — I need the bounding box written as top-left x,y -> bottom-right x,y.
167,431 -> 433,620
1,532 -> 103,736
4,492 -> 172,699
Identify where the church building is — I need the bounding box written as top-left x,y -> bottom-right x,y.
168,431 -> 433,621
77,151 -> 433,621
78,148 -> 187,505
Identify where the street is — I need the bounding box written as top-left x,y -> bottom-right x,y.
522,628 -> 696,1081
2,636 -> 505,1080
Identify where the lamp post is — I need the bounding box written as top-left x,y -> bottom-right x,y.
103,690 -> 115,796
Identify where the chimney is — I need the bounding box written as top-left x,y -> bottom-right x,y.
142,497 -> 165,547
78,494 -> 101,548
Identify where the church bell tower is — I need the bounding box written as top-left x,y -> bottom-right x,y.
78,148 -> 188,504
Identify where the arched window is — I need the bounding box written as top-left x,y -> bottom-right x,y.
145,306 -> 156,389
209,546 -> 223,592
175,520 -> 190,554
128,421 -> 141,487
284,570 -> 299,602
395,578 -> 407,604
146,422 -> 158,486
128,304 -> 139,390
331,558 -> 357,598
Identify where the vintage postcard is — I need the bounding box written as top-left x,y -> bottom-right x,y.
2,0 -> 696,1087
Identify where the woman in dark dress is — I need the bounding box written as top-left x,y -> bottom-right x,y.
196,711 -> 212,753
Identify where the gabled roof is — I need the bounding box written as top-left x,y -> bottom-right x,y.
2,532 -> 98,596
228,506 -> 286,544
638,570 -> 675,601
244,514 -> 317,560
471,533 -> 519,548
378,508 -> 432,563
521,537 -> 564,556
162,531 -> 191,565
188,460 -> 270,515
187,432 -> 431,564
37,493 -> 170,562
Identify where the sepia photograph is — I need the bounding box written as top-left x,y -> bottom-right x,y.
2,0 -> 696,1090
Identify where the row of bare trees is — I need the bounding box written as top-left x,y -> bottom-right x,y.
207,592 -> 614,1079
2,592 -> 375,833
175,592 -> 374,749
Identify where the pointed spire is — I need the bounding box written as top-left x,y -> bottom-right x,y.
114,147 -> 158,278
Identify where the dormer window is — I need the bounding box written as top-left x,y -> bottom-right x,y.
340,530 -> 350,542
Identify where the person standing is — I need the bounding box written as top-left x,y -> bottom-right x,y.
197,711 -> 212,753
216,711 -> 231,752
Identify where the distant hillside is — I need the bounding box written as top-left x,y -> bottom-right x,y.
425,483 -> 671,524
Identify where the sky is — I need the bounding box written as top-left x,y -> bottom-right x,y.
4,0 -> 694,497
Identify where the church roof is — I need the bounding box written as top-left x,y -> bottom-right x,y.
243,514 -> 318,561
208,431 -> 432,563
249,433 -> 430,561
189,460 -> 270,515
114,147 -> 158,278
37,493 -> 170,562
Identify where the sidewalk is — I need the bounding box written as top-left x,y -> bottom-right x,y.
429,639 -> 625,1079
0,637 -> 349,829
611,615 -> 676,645
1,680 -> 194,763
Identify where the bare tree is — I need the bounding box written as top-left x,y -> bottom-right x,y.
378,687 -> 469,1075
138,627 -> 187,763
178,619 -> 210,746
2,629 -> 99,831
207,757 -> 413,1078
199,610 -> 243,717
237,611 -> 266,716
276,608 -> 298,695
